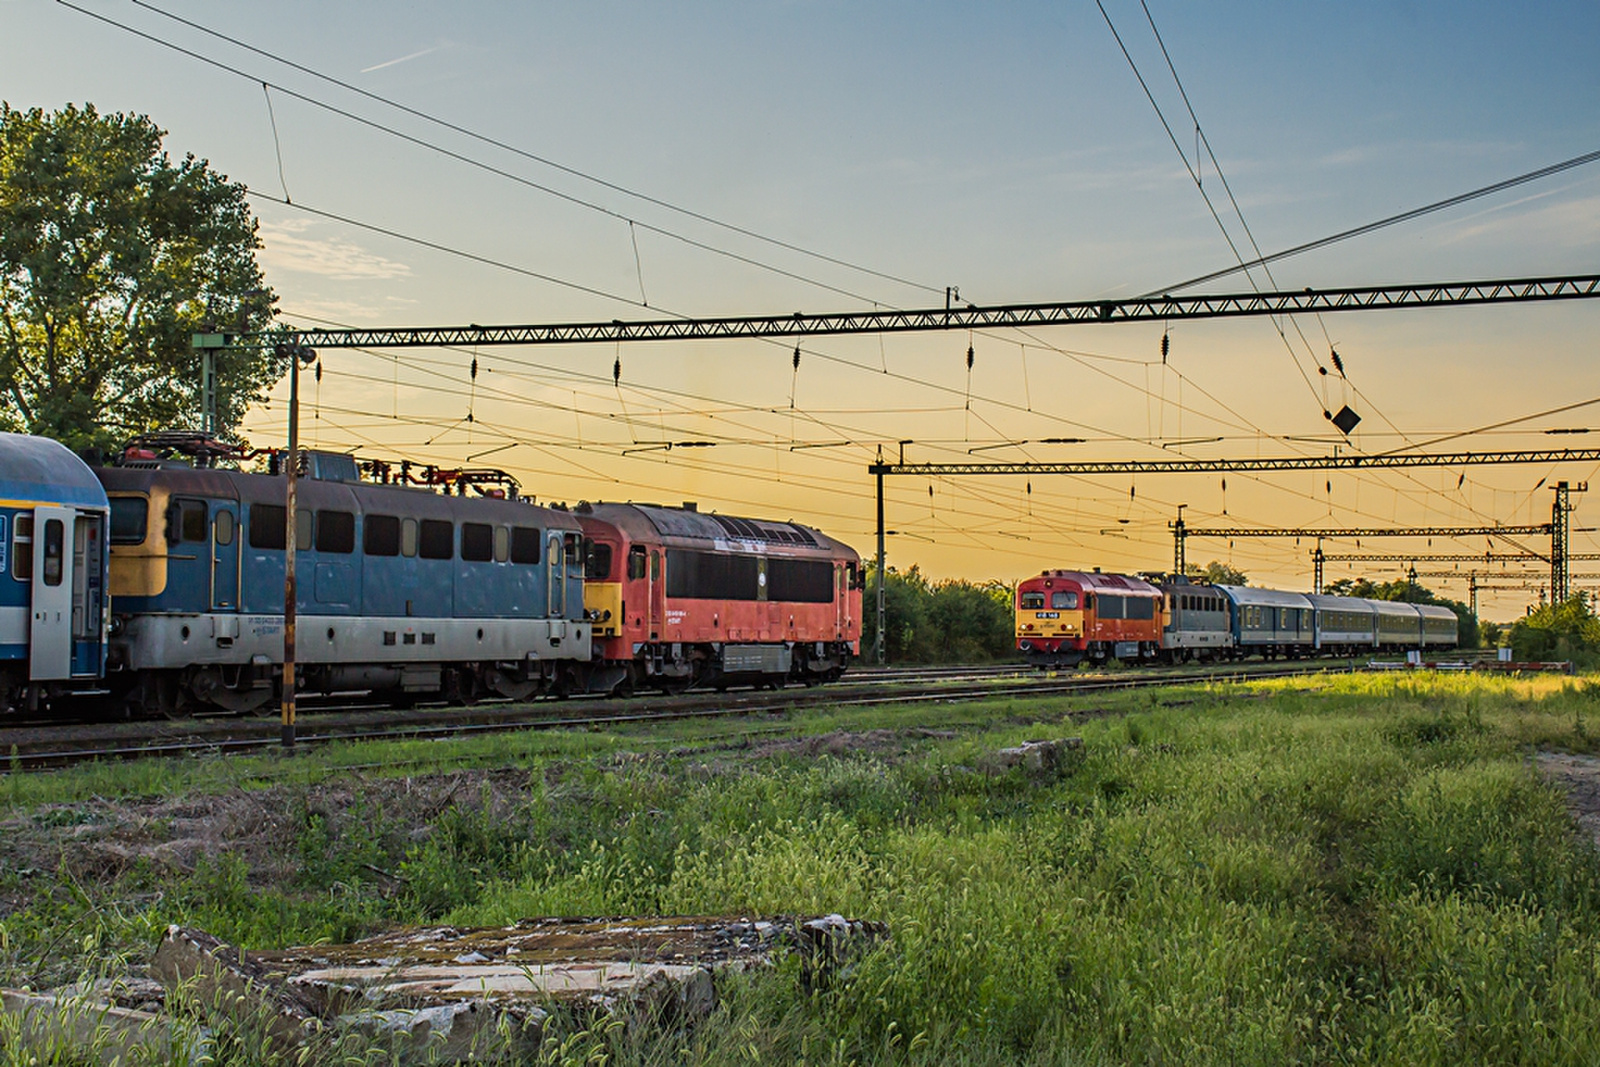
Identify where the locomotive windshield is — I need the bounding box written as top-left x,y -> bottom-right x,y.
1020,591 -> 1045,609
1051,591 -> 1078,609
108,497 -> 148,544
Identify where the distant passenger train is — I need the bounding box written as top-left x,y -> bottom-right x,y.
1016,569 -> 1458,668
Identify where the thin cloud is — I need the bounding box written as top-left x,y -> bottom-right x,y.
259,221 -> 412,280
360,46 -> 438,74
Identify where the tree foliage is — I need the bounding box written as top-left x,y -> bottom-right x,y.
1186,559 -> 1248,586
0,103 -> 280,449
867,564 -> 1016,663
1508,596 -> 1600,665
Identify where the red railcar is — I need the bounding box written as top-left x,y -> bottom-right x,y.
1015,569 -> 1163,668
575,502 -> 861,693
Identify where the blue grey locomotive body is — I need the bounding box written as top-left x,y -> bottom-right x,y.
0,432 -> 110,711
97,453 -> 590,715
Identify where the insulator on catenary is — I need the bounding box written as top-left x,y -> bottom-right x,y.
314,361 -> 322,383
793,345 -> 801,370
1160,331 -> 1170,360
1331,348 -> 1346,376
613,358 -> 621,385
470,356 -> 478,381
966,344 -> 974,371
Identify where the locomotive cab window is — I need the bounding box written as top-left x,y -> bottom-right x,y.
108,497 -> 148,545
214,510 -> 235,546
1051,591 -> 1078,610
847,562 -> 863,590
11,514 -> 31,580
563,532 -> 582,565
493,526 -> 510,563
168,499 -> 208,544
1020,591 -> 1045,610
627,545 -> 646,580
365,515 -> 400,556
400,518 -> 418,558
460,522 -> 493,562
586,541 -> 614,580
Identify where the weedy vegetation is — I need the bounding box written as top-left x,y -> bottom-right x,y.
4,673 -> 1600,1064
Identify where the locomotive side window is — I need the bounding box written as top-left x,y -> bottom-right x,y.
364,515 -> 400,556
586,541 -> 614,580
563,532 -> 582,565
493,526 -> 510,563
1020,591 -> 1045,609
296,509 -> 313,552
1051,591 -> 1078,609
419,519 -> 453,560
768,558 -> 832,602
108,497 -> 148,545
316,510 -> 355,554
400,518 -> 418,558
42,519 -> 64,586
1126,597 -> 1154,621
250,504 -> 286,550
627,545 -> 646,580
461,523 -> 493,562
510,526 -> 541,564
214,510 -> 235,546
1083,593 -> 1094,610
847,561 -> 862,590
666,549 -> 758,600
12,514 -> 32,580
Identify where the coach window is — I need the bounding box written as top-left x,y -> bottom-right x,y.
510,526 -> 541,564
1051,591 -> 1077,610
493,526 -> 510,563
400,518 -> 418,558
419,519 -> 453,560
250,504 -> 286,550
12,514 -> 32,580
365,515 -> 400,556
295,509 -> 313,552
316,510 -> 355,554
42,519 -> 64,586
461,523 -> 493,562
627,545 -> 646,580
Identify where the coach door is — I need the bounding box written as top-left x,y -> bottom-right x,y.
211,502 -> 239,611
546,531 -> 566,623
29,507 -> 75,680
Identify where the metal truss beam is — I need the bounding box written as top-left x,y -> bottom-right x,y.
257,273 -> 1600,349
868,448 -> 1600,478
1185,525 -> 1551,540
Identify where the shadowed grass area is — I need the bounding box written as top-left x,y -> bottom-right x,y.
5,672 -> 1600,1064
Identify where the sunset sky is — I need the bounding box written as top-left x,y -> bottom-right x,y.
5,0 -> 1599,619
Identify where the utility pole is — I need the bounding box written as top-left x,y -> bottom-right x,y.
1173,504 -> 1187,577
1551,481 -> 1587,603
875,448 -> 886,665
1313,538 -> 1325,594
276,343 -> 317,749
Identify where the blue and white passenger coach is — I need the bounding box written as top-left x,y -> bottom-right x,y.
97,450 -> 590,715
0,432 -> 110,711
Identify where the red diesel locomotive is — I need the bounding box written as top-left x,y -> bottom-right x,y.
575,502 -> 862,693
1015,569 -> 1163,668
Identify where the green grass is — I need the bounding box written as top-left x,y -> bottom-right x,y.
5,673 -> 1600,1064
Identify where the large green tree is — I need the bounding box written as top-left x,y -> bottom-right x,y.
0,103 -> 280,450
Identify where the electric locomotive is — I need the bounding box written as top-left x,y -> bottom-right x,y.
97,442 -> 590,716
575,501 -> 862,693
0,433 -> 110,713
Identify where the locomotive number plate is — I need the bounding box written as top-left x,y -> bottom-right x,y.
1036,611 -> 1059,619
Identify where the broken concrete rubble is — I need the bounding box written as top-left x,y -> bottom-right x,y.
1,986 -> 208,1066
74,914 -> 886,1065
986,737 -> 1085,776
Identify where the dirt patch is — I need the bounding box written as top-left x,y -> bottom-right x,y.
1538,751 -> 1600,849
744,729 -> 915,761
0,768 -> 538,893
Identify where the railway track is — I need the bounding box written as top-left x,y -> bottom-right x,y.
0,661 -> 1356,773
